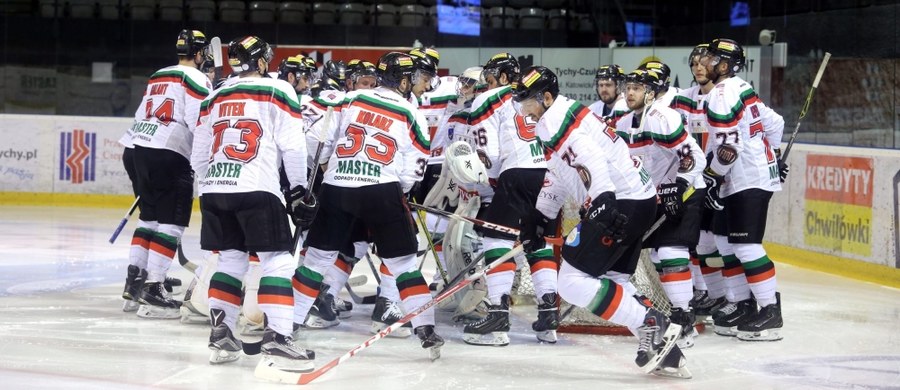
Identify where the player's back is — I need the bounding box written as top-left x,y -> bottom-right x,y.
468,85 -> 545,176
132,64 -> 210,159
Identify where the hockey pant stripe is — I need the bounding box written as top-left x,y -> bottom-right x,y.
131,227 -> 153,248
292,267 -> 323,299
588,279 -> 624,321
721,254 -> 745,277
485,242 -> 516,276
209,272 -> 243,306
396,270 -> 430,300
258,276 -> 294,306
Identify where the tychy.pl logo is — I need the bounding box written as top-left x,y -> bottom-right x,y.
59,129 -> 96,183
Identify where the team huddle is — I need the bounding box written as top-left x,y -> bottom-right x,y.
117,29 -> 788,383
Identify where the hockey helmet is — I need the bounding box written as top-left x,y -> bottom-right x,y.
690,43 -> 709,61
347,59 -> 377,83
322,60 -> 348,86
228,36 -> 273,73
376,52 -> 416,91
200,45 -> 215,73
706,38 -> 746,74
511,66 -> 559,103
482,52 -> 520,85
640,61 -> 671,88
409,49 -> 439,89
176,29 -> 207,57
594,64 -> 625,82
457,66 -> 487,101
277,56 -> 305,81
624,69 -> 665,94
410,47 -> 441,67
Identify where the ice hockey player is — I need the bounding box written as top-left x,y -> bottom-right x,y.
513,65 -> 690,379
293,52 -> 443,358
122,29 -> 210,319
461,52 -> 560,346
277,55 -> 314,96
612,69 -> 706,348
700,38 -> 784,341
639,61 -> 679,107
588,64 -> 629,121
345,59 -> 378,91
191,35 -> 316,375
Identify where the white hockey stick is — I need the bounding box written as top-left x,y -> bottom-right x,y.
291,106 -> 335,259
253,244 -> 526,385
781,52 -> 831,162
108,196 -> 140,244
210,37 -> 223,86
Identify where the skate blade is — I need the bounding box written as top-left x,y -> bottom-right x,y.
208,348 -> 241,364
254,356 -> 313,384
122,300 -> 140,312
737,328 -> 782,341
535,330 -> 558,344
337,311 -> 352,320
303,316 -> 339,329
428,346 -> 442,361
652,364 -> 692,379
641,323 -> 681,374
371,322 -> 412,338
462,331 -> 510,347
136,304 -> 181,319
713,325 -> 737,337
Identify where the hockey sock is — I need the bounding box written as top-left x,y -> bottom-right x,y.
656,247 -> 692,310
526,245 -> 558,298
129,220 -> 157,269
483,237 -> 516,305
208,250 -> 249,332
385,253 -> 433,328
699,253 -> 727,299
292,247 -> 332,327
715,235 -> 751,302
378,263 -> 401,302
146,224 -> 183,282
324,253 -> 354,298
605,270 -> 637,298
256,251 -> 297,336
733,243 -> 777,306
559,260 -> 645,333
689,255 -> 707,290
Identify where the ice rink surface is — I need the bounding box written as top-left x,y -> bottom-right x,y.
1,205 -> 898,390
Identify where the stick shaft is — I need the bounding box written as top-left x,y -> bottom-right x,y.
782,52 -> 831,162
108,196 -> 140,244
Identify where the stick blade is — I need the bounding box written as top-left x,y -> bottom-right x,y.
210,37 -> 223,67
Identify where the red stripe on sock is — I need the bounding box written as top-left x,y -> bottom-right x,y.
399,285 -> 431,300
747,267 -> 776,284
700,266 -> 721,275
529,260 -> 558,274
334,257 -> 352,274
209,289 -> 241,306
599,282 -> 624,320
722,265 -> 745,278
130,236 -> 149,248
660,271 -> 692,283
292,278 -> 319,299
690,257 -> 700,266
258,294 -> 293,306
486,261 -> 516,275
148,242 -> 176,259
379,263 -> 393,276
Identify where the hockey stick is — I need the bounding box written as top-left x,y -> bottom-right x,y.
291,106 -> 335,259
411,197 -> 448,283
176,242 -> 200,273
781,52 -> 831,162
409,202 -> 520,239
559,187 -> 696,322
108,196 -> 140,244
252,244 -> 526,385
210,37 -> 223,87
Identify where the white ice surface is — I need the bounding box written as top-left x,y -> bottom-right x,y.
0,206 -> 899,389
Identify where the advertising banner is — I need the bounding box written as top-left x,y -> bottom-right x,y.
803,154 -> 874,256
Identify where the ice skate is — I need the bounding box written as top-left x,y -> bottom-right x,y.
669,307 -> 697,349
737,292 -> 782,341
333,295 -> 352,319
713,299 -> 757,337
532,293 -> 559,343
137,282 -> 181,319
416,325 -> 445,361
651,345 -> 692,379
370,296 -> 412,338
254,328 -> 316,380
163,276 -> 182,294
462,294 -> 510,346
122,265 -> 146,312
304,288 -> 339,329
208,308 -> 242,364
634,308 -> 682,373
692,291 -> 726,324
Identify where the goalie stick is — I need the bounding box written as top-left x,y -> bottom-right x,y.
108,196 -> 140,244
410,202 -> 566,246
249,244 -> 526,385
781,52 -> 831,162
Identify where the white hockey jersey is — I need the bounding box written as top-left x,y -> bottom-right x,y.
321,87 -> 431,192
535,95 -> 655,218
429,106 -> 468,166
613,100 -> 706,189
468,86 -> 546,179
671,85 -> 711,152
300,92 -> 345,167
131,65 -> 211,160
704,76 -> 782,196
587,96 -> 629,121
191,76 -> 308,201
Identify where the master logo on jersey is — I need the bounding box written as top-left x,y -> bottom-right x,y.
59,129 -> 96,184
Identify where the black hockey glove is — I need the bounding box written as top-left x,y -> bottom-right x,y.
775,148 -> 789,183
288,185 -> 319,229
702,168 -> 724,211
659,178 -> 690,219
585,192 -> 628,243
519,209 -> 554,253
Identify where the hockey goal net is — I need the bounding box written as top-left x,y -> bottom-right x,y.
510,197 -> 670,336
